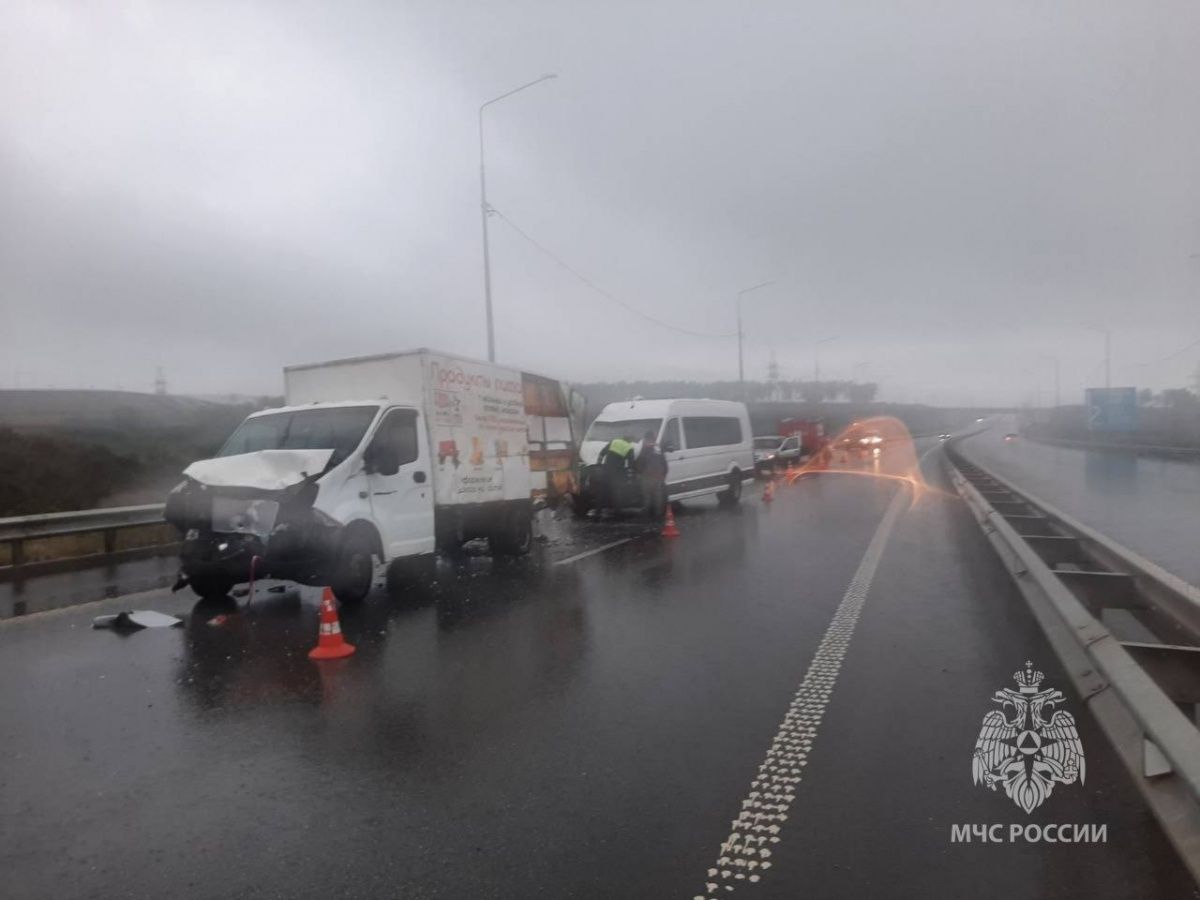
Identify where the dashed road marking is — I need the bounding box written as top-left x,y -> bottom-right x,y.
552,538 -> 634,567
693,484 -> 909,899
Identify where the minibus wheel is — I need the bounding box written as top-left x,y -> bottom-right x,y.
719,470 -> 743,507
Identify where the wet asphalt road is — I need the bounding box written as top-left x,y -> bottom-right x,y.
961,414 -> 1200,588
1,439 -> 1196,900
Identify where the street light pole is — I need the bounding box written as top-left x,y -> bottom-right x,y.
736,280 -> 774,399
479,73 -> 557,362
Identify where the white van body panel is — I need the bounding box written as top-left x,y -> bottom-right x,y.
578,398 -> 675,466
285,350 -> 533,508
358,405 -> 436,558
285,355 -> 426,407
224,401 -> 437,559
583,398 -> 754,501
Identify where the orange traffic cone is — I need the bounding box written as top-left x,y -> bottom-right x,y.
763,478 -> 776,503
308,587 -> 355,660
660,503 -> 681,538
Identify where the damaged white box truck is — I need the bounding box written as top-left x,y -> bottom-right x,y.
165,350 -> 584,603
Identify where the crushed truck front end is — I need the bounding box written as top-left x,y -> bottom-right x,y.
164,404 -> 382,601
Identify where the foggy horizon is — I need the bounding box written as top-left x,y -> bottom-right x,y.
3,1 -> 1200,406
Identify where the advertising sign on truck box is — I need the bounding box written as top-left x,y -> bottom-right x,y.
423,354 -> 530,505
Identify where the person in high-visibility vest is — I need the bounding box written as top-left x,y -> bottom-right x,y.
597,435 -> 636,509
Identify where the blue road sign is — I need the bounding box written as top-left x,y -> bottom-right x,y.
1086,387 -> 1138,433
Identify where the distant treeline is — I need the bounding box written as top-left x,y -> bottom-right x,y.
577,378 -> 878,410
576,381 -> 989,439
0,428 -> 133,516
0,392 -> 279,516
1,383 -> 990,516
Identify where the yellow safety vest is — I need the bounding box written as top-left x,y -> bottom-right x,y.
608,438 -> 634,458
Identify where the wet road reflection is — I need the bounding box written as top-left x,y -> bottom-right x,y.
4,451 -> 1191,899
1,480 -> 898,900
963,415 -> 1200,587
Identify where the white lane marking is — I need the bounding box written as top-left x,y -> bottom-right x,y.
693,485 -> 909,899
552,538 -> 633,567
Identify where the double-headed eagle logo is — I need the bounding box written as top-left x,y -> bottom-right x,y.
972,661 -> 1085,813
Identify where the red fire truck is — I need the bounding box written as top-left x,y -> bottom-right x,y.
778,418 -> 827,458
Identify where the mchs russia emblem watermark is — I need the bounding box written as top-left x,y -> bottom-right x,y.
972,661 -> 1086,814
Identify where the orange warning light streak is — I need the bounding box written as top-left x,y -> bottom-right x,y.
782,415 -> 953,504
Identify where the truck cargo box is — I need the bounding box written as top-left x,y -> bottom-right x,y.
284,349 -> 580,507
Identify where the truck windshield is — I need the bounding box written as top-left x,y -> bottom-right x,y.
218,406 -> 379,467
754,437 -> 782,450
585,418 -> 662,443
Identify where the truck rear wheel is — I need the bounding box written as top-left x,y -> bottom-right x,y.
489,505 -> 533,557
386,554 -> 436,595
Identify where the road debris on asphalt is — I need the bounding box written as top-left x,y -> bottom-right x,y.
92,610 -> 183,630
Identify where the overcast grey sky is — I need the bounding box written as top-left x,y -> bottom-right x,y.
3,1 -> 1199,405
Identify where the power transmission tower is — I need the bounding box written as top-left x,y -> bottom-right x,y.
767,351 -> 782,401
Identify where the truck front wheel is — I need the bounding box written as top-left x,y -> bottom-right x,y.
189,573 -> 234,602
332,531 -> 376,604
490,505 -> 533,557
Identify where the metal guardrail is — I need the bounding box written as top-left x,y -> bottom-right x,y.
944,437 -> 1200,880
0,504 -> 168,569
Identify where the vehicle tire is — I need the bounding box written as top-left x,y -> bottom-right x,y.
189,573 -> 234,601
490,505 -> 533,557
332,531 -> 376,604
719,470 -> 743,507
386,554 -> 435,595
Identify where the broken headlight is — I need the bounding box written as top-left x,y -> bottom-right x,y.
211,496 -> 280,538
